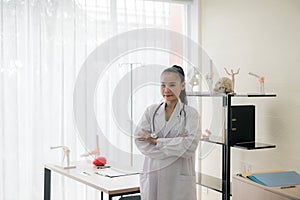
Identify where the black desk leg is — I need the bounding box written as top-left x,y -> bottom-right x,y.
44,168 -> 51,200
101,191 -> 103,200
109,194 -> 112,200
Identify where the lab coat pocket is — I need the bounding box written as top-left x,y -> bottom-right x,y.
174,175 -> 197,200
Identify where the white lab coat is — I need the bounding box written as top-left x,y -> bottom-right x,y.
135,101 -> 200,200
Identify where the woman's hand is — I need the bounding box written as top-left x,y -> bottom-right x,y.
137,129 -> 157,145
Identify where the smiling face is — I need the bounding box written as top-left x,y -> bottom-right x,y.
160,72 -> 185,104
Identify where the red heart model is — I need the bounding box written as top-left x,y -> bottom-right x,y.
93,157 -> 107,166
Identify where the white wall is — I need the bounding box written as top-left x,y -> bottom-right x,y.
200,0 -> 300,199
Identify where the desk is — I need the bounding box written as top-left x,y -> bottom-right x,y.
44,161 -> 140,200
233,175 -> 300,200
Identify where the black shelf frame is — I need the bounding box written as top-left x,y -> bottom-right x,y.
233,142 -> 276,150
188,92 -> 276,200
224,94 -> 231,200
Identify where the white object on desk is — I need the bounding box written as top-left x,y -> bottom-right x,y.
50,146 -> 76,169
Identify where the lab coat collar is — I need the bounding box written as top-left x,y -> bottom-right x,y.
164,101 -> 184,137
152,102 -> 165,135
167,100 -> 184,118
155,100 -> 184,116
154,100 -> 184,138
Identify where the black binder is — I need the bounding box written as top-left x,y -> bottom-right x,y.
230,105 -> 255,146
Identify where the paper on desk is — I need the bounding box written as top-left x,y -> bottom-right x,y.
96,167 -> 139,178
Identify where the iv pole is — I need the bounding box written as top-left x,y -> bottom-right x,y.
120,63 -> 142,166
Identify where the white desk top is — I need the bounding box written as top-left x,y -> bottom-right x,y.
45,161 -> 140,195
233,175 -> 300,200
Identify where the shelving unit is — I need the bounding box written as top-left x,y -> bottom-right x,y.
188,92 -> 276,200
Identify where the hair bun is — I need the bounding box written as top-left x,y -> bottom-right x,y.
172,65 -> 185,77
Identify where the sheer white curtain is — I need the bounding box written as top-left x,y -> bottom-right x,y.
0,0 -> 197,200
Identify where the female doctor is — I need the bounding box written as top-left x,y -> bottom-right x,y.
135,65 -> 200,200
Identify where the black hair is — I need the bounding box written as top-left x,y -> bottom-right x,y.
161,65 -> 187,104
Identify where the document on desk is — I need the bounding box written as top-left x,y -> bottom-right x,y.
95,167 -> 139,178
247,171 -> 300,187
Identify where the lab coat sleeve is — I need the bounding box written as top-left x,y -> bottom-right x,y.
134,105 -> 175,160
135,106 -> 201,160
134,106 -> 163,158
155,108 -> 200,158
